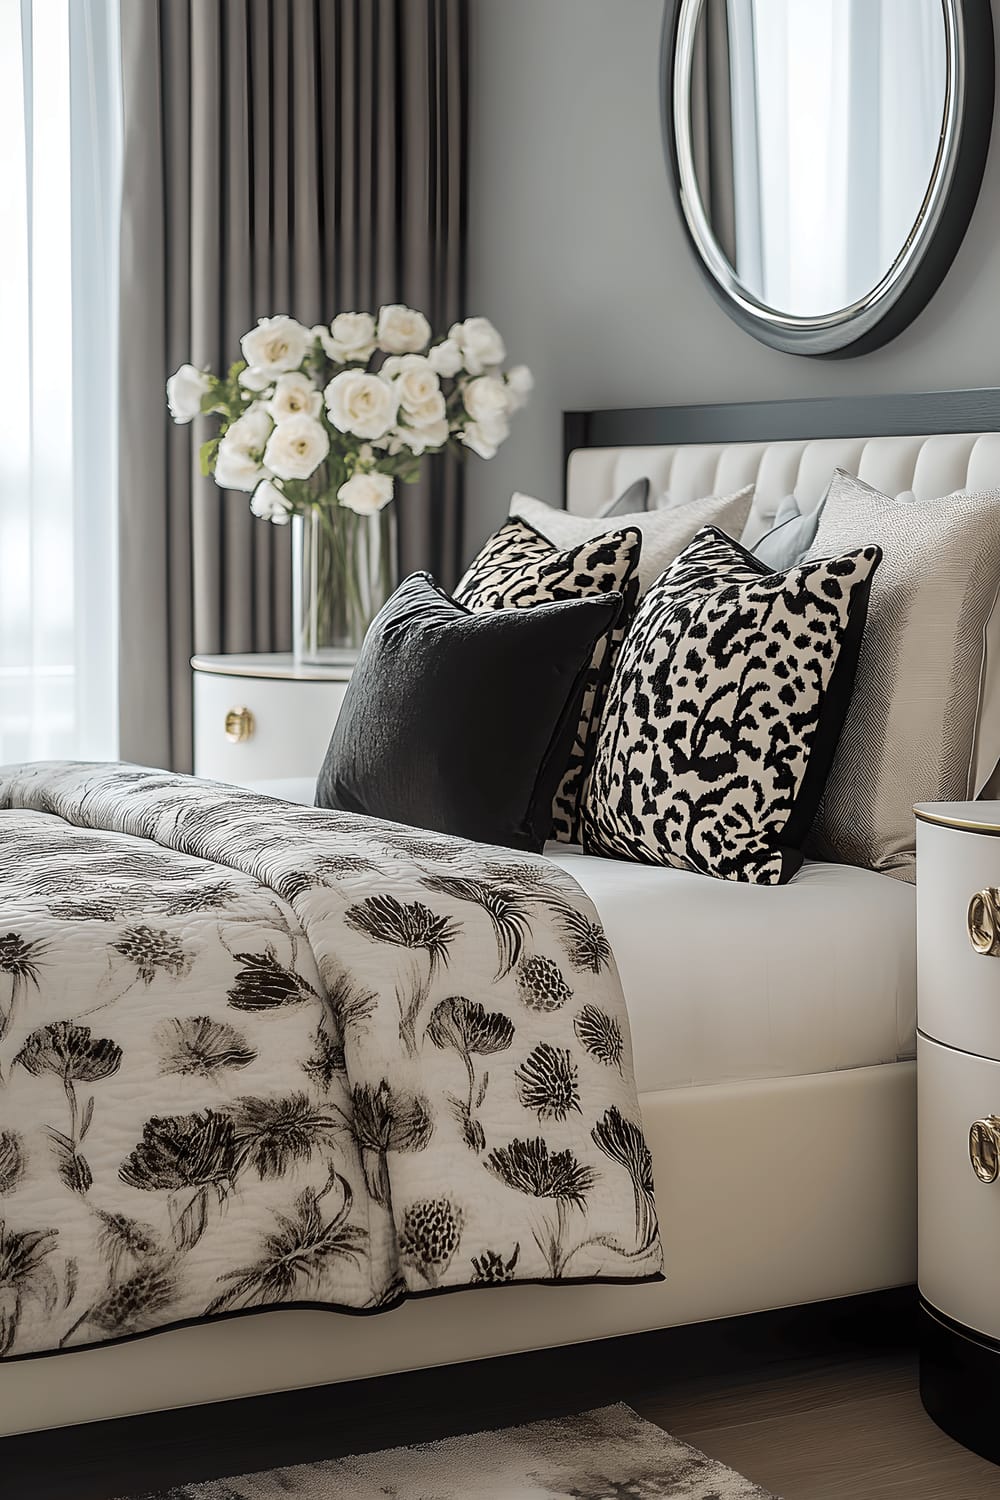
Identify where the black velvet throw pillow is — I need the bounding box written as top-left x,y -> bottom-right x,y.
454,514 -> 642,844
316,571 -> 623,851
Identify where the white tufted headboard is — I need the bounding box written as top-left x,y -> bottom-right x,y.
564,394 -> 1000,547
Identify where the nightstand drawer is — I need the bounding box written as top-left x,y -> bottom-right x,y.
919,1032 -> 1000,1342
193,671 -> 348,787
917,816 -> 1000,1060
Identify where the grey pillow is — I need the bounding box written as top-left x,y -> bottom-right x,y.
511,486 -> 755,594
805,469 -> 1000,881
753,490 -> 827,571
596,477 -> 651,518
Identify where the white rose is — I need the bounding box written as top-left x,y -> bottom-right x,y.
166,364 -> 211,424
226,405 -> 273,446
263,414 -> 330,481
239,315 -> 311,376
315,311 -> 377,363
381,353 -> 427,379
463,374 -> 510,424
250,479 -> 292,525
324,369 -> 400,440
505,363 -> 534,411
449,316 -> 505,375
460,413 -> 510,461
215,438 -> 263,492
403,392 -> 447,430
266,372 -> 323,422
377,303 -> 431,354
391,356 -> 443,416
215,445 -> 264,493
427,338 -> 463,377
214,406 -> 273,491
396,417 -> 449,454
238,366 -> 274,394
338,471 -> 395,515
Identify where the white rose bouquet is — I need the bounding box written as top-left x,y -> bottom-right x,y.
166,306 -> 530,521
167,306 -> 530,656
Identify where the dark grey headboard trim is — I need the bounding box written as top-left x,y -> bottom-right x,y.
563,389 -> 1000,498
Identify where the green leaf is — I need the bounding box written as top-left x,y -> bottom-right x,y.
199,438 -> 221,477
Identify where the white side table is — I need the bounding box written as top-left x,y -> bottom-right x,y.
191,652 -> 357,790
917,800 -> 1000,1466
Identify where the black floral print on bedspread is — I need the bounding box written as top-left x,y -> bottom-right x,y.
0,760 -> 661,1359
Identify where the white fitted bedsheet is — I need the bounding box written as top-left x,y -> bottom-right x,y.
243,780 -> 916,1094
546,845 -> 916,1093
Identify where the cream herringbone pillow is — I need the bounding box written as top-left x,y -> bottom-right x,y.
510,487 -> 754,594
805,470 -> 1000,881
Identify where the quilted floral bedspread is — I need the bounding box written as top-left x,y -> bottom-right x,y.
0,762 -> 661,1359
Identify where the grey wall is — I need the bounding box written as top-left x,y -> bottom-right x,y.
465,0 -> 1000,552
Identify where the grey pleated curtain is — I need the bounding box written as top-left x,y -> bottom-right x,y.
119,0 -> 468,771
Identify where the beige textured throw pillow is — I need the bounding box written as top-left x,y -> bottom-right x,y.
805,470 -> 1000,881
510,486 -> 755,593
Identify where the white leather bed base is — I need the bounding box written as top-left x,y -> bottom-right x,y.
0,1059 -> 915,1436
550,847 -> 916,1089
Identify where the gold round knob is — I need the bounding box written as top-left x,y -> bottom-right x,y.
224,706 -> 255,744
968,888 -> 1000,955
970,1117 -> 1000,1183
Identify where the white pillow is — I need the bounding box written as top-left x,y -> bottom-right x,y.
805,469 -> 1000,880
510,486 -> 755,594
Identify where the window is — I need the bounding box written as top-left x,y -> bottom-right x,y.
0,0 -> 121,761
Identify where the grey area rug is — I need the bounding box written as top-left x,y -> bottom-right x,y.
126,1402 -> 778,1498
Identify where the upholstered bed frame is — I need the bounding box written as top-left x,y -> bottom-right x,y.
563,388 -> 1000,541
5,389 -> 1000,1438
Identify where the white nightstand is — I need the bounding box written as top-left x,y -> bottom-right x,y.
191,652 -> 357,790
917,801 -> 1000,1465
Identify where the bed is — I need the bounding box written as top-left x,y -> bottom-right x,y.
5,389 -> 998,1437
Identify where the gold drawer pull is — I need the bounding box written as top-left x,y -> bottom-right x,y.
968,888 -> 1000,955
224,706 -> 255,744
970,1117 -> 1000,1183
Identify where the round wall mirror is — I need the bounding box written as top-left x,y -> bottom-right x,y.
663,0 -> 994,357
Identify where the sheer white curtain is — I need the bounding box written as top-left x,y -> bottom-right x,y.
729,0 -> 946,316
0,0 -> 121,763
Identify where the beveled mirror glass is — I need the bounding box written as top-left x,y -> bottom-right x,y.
664,0 -> 994,357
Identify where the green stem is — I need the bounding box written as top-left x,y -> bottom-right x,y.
295,498 -> 397,656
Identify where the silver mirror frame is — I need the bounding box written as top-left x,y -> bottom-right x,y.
663,0 -> 995,358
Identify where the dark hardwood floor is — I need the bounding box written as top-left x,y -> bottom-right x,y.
642,1351 -> 1000,1498
3,1290 -> 998,1499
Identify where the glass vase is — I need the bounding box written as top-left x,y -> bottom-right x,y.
292,503 -> 398,662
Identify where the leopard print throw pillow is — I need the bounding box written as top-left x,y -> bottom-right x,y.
582,526 -> 881,884
455,515 -> 642,843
